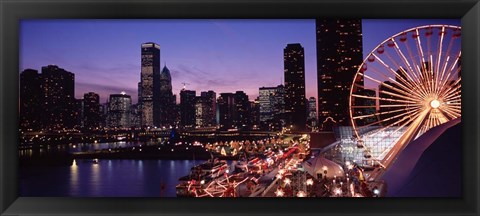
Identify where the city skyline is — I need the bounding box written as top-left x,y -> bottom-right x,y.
20,19 -> 460,104
18,19 -> 463,199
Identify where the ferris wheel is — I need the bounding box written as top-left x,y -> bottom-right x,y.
349,25 -> 461,161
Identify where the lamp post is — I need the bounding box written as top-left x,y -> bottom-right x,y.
306,178 -> 314,196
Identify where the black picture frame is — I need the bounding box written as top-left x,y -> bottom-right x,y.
1,0 -> 479,215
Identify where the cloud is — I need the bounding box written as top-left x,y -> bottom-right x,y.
73,62 -> 138,83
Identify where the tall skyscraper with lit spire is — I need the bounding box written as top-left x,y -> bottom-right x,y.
316,19 -> 363,131
140,42 -> 160,127
158,64 -> 175,127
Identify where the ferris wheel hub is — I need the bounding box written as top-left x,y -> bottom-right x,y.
430,99 -> 441,109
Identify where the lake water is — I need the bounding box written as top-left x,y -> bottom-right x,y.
19,159 -> 205,197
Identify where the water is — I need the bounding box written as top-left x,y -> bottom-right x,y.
19,159 -> 205,197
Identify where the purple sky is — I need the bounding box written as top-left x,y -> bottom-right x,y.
20,19 -> 460,104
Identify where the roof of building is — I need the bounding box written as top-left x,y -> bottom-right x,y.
381,118 -> 461,197
160,65 -> 171,80
303,156 -> 345,179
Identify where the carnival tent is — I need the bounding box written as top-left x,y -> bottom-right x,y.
303,156 -> 345,179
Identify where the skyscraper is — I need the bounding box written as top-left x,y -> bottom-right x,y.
20,69 -> 42,131
259,85 -> 285,130
284,43 -> 307,131
195,96 -> 205,128
259,87 -> 277,124
158,65 -> 175,127
234,91 -> 250,130
41,65 -> 76,130
217,93 -> 236,130
316,19 -> 363,131
250,99 -> 260,130
99,102 -> 109,128
180,89 -> 196,128
307,97 -> 318,129
140,42 -> 160,127
130,104 -> 142,129
75,99 -> 84,129
108,92 -> 131,128
200,91 -> 217,127
83,92 -> 101,130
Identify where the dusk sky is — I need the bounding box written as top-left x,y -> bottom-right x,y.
20,19 -> 460,103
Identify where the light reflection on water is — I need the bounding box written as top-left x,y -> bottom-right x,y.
20,159 -> 204,197
69,160 -> 79,195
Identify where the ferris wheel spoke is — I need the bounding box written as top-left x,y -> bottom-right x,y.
352,106 -> 419,120
435,56 -> 452,96
444,104 -> 461,111
414,28 -> 427,67
427,28 -> 432,66
352,94 -> 418,104
445,102 -> 461,106
362,72 -> 424,101
421,113 -> 433,134
444,103 -> 461,110
378,89 -> 422,103
352,82 -> 420,103
371,53 -> 428,99
404,35 -> 424,83
437,76 -> 458,99
444,99 -> 461,106
436,51 -> 460,96
441,107 -> 461,119
438,67 -> 461,99
443,109 -> 460,119
434,27 -> 446,94
447,51 -> 461,78
414,63 -> 433,97
364,108 -> 423,140
442,109 -> 461,119
378,104 -> 423,108
351,104 -> 423,109
355,106 -> 422,130
382,50 -> 429,97
437,32 -> 458,86
439,79 -> 461,99
427,55 -> 436,94
442,91 -> 461,103
391,39 -> 425,90
361,72 -> 412,98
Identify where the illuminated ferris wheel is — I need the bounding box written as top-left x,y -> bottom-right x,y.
349,25 -> 461,160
